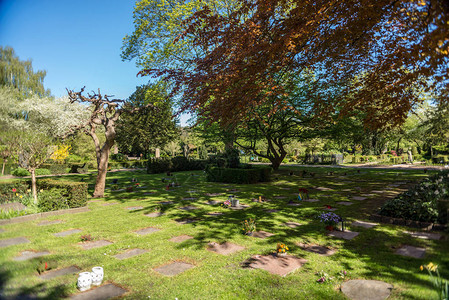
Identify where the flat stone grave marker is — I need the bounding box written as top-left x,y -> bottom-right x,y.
206,212 -> 224,216
205,200 -> 219,205
352,220 -> 378,229
405,231 -> 442,240
316,187 -> 333,191
186,190 -> 198,193
114,248 -> 148,260
284,222 -> 301,228
302,199 -> 319,202
252,231 -> 274,239
145,212 -> 163,218
227,189 -> 240,193
297,243 -> 336,256
169,235 -> 193,243
154,261 -> 194,276
0,237 -> 30,248
204,193 -> 223,197
180,205 -> 199,211
159,201 -> 174,205
134,227 -> 160,236
54,229 -> 82,237
265,209 -> 280,213
69,283 -> 127,300
279,187 -> 291,190
101,202 -> 117,206
323,207 -> 338,211
273,196 -> 287,199
395,245 -> 426,258
207,242 -> 245,255
244,254 -> 307,277
80,240 -> 112,250
388,184 -> 400,187
371,190 -> 385,193
38,220 -> 63,226
126,206 -> 143,210
287,203 -> 301,206
361,194 -> 375,197
38,266 -> 80,280
182,197 -> 198,201
352,196 -> 367,201
342,189 -> 352,192
341,279 -> 393,300
328,230 -> 359,240
0,202 -> 26,211
175,218 -> 198,225
337,201 -> 354,206
143,192 -> 155,195
229,204 -> 250,210
14,250 -> 50,261
319,194 -> 332,197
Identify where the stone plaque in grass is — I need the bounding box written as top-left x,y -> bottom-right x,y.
287,203 -> 301,207
207,242 -> 245,255
69,283 -> 127,300
265,209 -> 280,213
0,237 -> 30,248
297,243 -> 336,256
145,212 -> 164,218
204,193 -> 223,197
229,204 -> 250,210
205,200 -> 219,205
38,266 -> 80,280
341,189 -> 352,192
169,235 -> 193,243
371,190 -> 385,194
273,196 -> 287,199
143,192 -> 155,195
252,231 -> 275,239
38,220 -> 63,226
352,196 -> 367,201
395,245 -> 426,258
405,231 -> 442,240
179,205 -> 199,211
175,219 -> 198,225
302,199 -> 319,203
328,230 -> 359,240
244,254 -> 307,277
159,201 -> 174,205
182,197 -> 198,201
114,248 -> 149,260
206,212 -> 224,216
284,222 -> 301,228
126,206 -> 143,210
323,208 -> 338,211
361,194 -> 375,197
101,202 -> 117,206
14,250 -> 50,261
134,227 -> 160,236
352,220 -> 378,229
315,187 -> 333,191
54,229 -> 82,237
80,240 -> 113,250
341,280 -> 393,300
154,262 -> 194,276
186,191 -> 198,193
337,201 -> 354,206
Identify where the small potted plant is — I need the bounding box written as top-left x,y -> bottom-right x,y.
318,212 -> 341,231
221,200 -> 231,208
276,243 -> 289,257
298,188 -> 309,200
242,218 -> 256,235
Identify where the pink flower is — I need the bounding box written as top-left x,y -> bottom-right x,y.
12,188 -> 16,192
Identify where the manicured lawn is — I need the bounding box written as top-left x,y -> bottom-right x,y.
0,167 -> 447,299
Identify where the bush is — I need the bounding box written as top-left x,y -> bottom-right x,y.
0,181 -> 30,204
110,153 -> 125,161
37,179 -> 88,208
69,163 -> 88,173
37,188 -> 70,212
35,168 -> 51,176
11,167 -> 30,177
147,157 -> 207,174
205,165 -> 271,184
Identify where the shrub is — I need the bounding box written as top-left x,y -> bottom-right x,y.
147,157 -> 207,174
11,167 -> 30,177
205,165 -> 271,184
37,179 -> 88,208
0,181 -> 30,204
69,163 -> 88,173
35,168 -> 52,176
38,188 -> 70,212
110,153 -> 125,161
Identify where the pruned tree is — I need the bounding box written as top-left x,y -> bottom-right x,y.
67,87 -> 153,198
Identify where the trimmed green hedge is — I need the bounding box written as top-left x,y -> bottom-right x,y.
147,157 -> 207,174
205,166 -> 271,184
37,179 -> 88,209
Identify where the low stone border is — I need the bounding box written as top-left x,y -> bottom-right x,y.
0,207 -> 91,225
370,214 -> 447,231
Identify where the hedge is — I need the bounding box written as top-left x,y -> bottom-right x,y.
205,166 -> 271,184
37,179 -> 88,209
147,157 -> 207,174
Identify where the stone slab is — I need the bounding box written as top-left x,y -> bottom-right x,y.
287,203 -> 301,206
204,193 -> 223,197
143,192 -> 155,195
337,202 -> 354,206
265,209 -> 280,213
316,187 -> 333,191
298,243 -> 336,256
101,202 -> 117,206
405,231 -> 442,240
0,202 -> 26,211
54,229 -> 82,237
323,207 -> 338,211
245,254 -> 307,277
80,240 -> 112,250
206,200 -> 219,205
70,283 -> 127,300
207,242 -> 245,255
154,262 -> 194,276
328,230 -> 359,240
229,204 -> 250,210
186,190 -> 198,193
371,190 -> 385,193
126,206 -> 143,210
302,199 -> 319,202
352,220 -> 378,229
37,220 -> 63,226
169,235 -> 193,243
252,231 -> 275,239
182,197 -> 198,201
352,196 -> 368,201
113,248 -> 149,260
14,250 -> 50,261
38,266 -> 80,280
134,227 -> 160,235
159,201 -> 174,205
206,212 -> 224,216
145,212 -> 163,218
0,237 -> 30,248
273,196 -> 287,199
341,279 -> 393,300
175,219 -> 198,225
395,245 -> 426,258
284,222 -> 301,228
179,206 -> 199,211
361,194 -> 375,197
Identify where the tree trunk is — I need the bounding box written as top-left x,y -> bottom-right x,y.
270,154 -> 286,170
30,168 -> 37,204
1,158 -> 6,176
93,148 -> 110,198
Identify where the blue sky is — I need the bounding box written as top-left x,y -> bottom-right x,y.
0,0 -> 150,100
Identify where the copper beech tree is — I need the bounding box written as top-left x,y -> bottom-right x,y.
139,0 -> 448,130
67,87 -> 153,198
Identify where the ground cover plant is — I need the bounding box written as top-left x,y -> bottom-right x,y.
0,167 -> 447,299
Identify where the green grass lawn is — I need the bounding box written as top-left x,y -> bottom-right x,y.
0,167 -> 447,299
